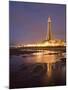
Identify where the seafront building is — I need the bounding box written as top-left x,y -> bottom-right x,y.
23,16 -> 65,47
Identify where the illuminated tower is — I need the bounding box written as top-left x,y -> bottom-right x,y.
46,16 -> 52,41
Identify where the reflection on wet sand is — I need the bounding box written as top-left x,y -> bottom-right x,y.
32,50 -> 65,78
10,50 -> 66,88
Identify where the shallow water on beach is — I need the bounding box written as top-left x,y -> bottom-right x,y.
10,50 -> 66,88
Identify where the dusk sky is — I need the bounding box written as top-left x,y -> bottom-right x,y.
9,1 -> 66,45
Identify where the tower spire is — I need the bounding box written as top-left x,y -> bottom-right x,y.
46,16 -> 52,41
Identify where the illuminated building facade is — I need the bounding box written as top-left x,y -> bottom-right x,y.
16,16 -> 65,47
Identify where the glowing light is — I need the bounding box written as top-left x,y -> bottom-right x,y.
23,40 -> 65,47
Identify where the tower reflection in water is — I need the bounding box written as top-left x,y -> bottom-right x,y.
32,50 -> 65,78
10,50 -> 66,88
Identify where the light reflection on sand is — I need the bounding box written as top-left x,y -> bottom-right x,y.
10,50 -> 66,88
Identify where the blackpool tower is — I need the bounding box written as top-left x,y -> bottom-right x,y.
46,16 -> 52,41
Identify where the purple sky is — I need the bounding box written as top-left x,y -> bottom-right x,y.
9,1 -> 66,45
